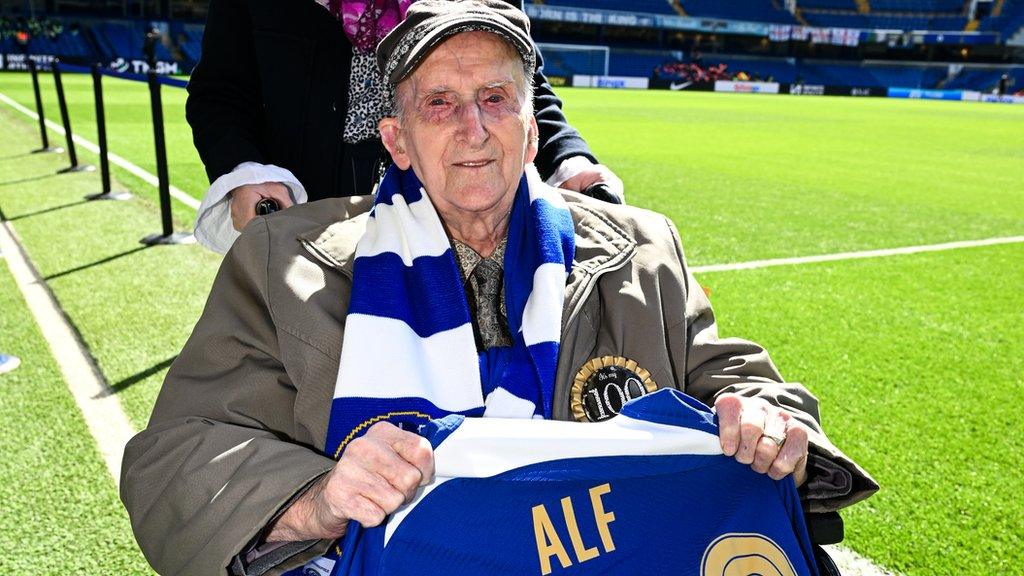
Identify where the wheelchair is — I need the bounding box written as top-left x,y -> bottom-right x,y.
806,511 -> 844,576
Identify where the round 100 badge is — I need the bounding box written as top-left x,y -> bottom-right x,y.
571,356 -> 658,422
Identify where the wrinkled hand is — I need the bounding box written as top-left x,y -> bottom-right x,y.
559,163 -> 625,203
267,422 -> 434,542
714,394 -> 809,486
229,182 -> 294,232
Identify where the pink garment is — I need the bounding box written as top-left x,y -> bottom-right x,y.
316,0 -> 415,53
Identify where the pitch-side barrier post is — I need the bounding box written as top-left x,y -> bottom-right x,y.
52,59 -> 94,174
85,64 -> 131,201
28,59 -> 62,154
140,69 -> 193,245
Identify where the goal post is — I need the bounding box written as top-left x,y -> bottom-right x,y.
536,42 -> 611,77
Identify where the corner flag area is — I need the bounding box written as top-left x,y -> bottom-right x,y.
1,72 -> 1022,575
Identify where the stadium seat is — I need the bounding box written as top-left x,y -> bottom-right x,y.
537,0 -> 677,15
680,0 -> 799,23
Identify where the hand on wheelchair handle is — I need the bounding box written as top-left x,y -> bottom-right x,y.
255,198 -> 280,216
585,183 -> 623,205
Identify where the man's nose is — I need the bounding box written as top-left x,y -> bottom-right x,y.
455,102 -> 488,146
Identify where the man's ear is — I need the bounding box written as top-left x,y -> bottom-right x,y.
379,118 -> 411,170
524,115 -> 539,165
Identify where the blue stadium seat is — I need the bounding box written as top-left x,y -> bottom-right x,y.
928,15 -> 968,28
26,32 -> 91,59
539,0 -> 677,15
801,12 -> 873,27
95,21 -> 142,60
979,0 -> 1024,36
943,67 -> 1024,91
867,14 -> 932,28
537,47 -> 609,76
180,23 -> 205,63
609,51 -> 677,77
680,0 -> 799,23
711,57 -> 799,82
870,0 -> 964,11
798,0 -> 858,9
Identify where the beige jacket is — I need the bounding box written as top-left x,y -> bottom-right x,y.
121,192 -> 877,575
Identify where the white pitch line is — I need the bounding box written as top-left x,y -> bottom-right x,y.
0,220 -> 136,488
692,235 -> 1024,274
0,90 -> 201,210
825,545 -> 901,576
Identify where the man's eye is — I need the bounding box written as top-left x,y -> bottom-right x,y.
484,94 -> 505,104
428,98 -> 447,106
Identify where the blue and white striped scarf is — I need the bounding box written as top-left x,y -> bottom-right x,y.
324,165 -> 575,459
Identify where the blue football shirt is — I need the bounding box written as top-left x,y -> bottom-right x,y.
311,389 -> 819,576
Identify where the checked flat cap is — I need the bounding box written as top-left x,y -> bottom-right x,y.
376,0 -> 535,86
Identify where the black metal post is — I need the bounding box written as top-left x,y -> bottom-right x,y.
140,70 -> 193,245
28,59 -> 62,154
85,64 -> 131,201
53,59 -> 94,174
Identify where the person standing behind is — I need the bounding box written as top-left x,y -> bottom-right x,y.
186,0 -> 623,253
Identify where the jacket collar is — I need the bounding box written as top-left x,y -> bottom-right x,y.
564,199 -> 637,278
296,196 -> 374,277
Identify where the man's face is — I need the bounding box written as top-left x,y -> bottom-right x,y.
381,32 -> 537,220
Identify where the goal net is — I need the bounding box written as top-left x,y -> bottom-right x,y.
536,43 -> 611,77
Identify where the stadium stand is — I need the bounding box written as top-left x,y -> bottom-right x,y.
541,49 -> 601,77
799,0 -> 973,31
2,1 -> 1022,93
871,0 -> 964,10
176,23 -> 204,64
941,66 -> 1024,90
709,56 -> 800,82
629,53 -> 954,88
798,0 -> 859,9
0,17 -> 93,59
980,0 -> 1024,37
679,0 -> 799,23
609,50 -> 680,78
528,0 -> 678,15
94,20 -> 174,62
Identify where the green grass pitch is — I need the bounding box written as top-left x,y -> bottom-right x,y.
1,73 -> 1023,575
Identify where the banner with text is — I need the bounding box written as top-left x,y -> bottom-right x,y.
573,75 -> 650,89
714,80 -> 781,94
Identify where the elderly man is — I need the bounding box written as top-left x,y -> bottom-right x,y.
121,1 -> 876,574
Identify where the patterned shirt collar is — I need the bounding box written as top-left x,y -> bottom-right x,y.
451,237 -> 507,282
451,237 -> 511,350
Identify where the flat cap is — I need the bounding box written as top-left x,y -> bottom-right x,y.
376,0 -> 535,86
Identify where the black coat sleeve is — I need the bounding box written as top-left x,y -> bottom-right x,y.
186,0 -> 267,184
530,42 -> 599,181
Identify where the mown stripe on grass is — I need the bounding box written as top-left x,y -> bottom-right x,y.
692,235 -> 1024,273
0,104 -> 219,430
0,242 -> 154,574
0,89 -> 201,210
701,242 -> 1024,575
0,219 -> 135,487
